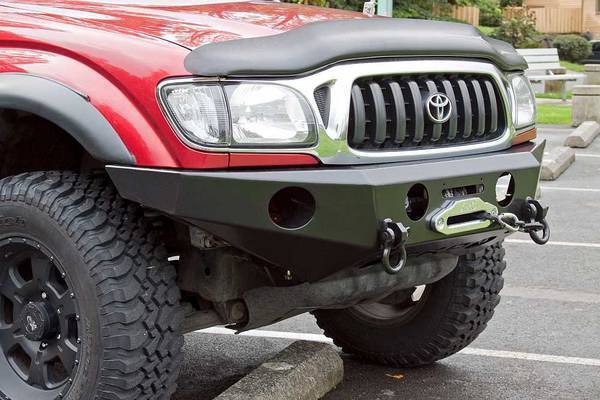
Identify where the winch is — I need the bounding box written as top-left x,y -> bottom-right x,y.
379,197 -> 550,274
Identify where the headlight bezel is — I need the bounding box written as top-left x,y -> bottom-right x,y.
158,78 -> 319,150
507,73 -> 537,132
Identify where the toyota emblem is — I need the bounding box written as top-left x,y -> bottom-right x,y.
426,93 -> 452,124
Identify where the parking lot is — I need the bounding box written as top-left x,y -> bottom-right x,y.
173,126 -> 600,400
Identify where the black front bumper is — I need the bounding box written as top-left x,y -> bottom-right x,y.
107,141 -> 545,281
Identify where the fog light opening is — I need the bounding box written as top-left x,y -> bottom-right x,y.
269,187 -> 316,230
496,172 -> 515,207
405,184 -> 429,221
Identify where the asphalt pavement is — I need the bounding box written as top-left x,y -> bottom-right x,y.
173,125 -> 600,400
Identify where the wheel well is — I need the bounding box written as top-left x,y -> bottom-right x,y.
0,109 -> 102,179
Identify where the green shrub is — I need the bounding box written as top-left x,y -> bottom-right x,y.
478,0 -> 503,27
492,14 -> 538,48
500,0 -> 523,6
552,34 -> 592,63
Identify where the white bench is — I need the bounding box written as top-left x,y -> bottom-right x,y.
517,48 -> 583,100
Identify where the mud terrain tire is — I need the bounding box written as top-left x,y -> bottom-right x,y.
314,242 -> 506,367
0,172 -> 184,400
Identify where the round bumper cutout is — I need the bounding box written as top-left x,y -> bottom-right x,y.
269,187 -> 316,230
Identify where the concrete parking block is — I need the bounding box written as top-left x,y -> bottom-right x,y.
215,341 -> 343,400
541,147 -> 576,181
571,85 -> 600,126
564,121 -> 600,148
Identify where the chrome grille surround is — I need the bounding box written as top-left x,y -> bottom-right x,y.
158,59 -> 517,165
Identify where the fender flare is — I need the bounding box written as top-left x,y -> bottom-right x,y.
0,74 -> 135,164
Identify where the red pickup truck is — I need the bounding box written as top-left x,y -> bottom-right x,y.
0,1 -> 549,399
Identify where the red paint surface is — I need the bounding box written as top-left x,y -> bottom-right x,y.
0,1 -> 364,168
229,152 -> 320,168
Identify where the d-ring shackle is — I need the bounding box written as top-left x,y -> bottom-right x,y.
380,219 -> 409,274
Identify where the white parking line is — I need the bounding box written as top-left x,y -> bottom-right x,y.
502,287 -> 600,304
202,327 -> 333,344
459,348 -> 600,366
506,239 -> 600,249
198,327 -> 600,367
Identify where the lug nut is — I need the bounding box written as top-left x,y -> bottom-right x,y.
41,292 -> 47,300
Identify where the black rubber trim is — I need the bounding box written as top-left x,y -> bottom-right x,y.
0,74 -> 134,164
458,80 -> 472,138
408,80 -> 424,143
387,81 -> 406,144
368,82 -> 387,145
107,140 -> 545,282
184,19 -> 527,77
471,79 -> 486,136
485,80 -> 498,133
441,79 -> 458,140
350,84 -> 366,145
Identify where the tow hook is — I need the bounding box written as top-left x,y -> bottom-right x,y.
379,219 -> 410,274
480,197 -> 550,245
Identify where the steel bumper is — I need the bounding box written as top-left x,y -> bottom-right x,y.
107,141 -> 545,281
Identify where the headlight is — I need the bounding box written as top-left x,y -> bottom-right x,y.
509,74 -> 536,130
160,82 -> 318,148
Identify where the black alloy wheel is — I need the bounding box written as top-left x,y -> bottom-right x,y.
350,285 -> 430,324
0,238 -> 79,399
0,172 -> 184,400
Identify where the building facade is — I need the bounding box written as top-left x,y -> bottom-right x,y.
524,0 -> 600,36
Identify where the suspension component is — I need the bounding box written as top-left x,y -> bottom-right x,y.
379,219 -> 410,274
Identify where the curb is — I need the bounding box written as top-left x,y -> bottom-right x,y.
215,341 -> 343,400
564,121 -> 600,148
541,147 -> 576,181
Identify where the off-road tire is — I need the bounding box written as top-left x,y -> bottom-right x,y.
313,242 -> 506,367
0,171 -> 184,400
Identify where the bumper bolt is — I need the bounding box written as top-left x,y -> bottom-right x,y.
435,218 -> 445,229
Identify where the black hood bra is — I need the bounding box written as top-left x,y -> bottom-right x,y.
184,18 -> 527,77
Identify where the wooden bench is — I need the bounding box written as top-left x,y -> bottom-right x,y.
517,48 -> 583,100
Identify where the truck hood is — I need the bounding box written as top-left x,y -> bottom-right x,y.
0,0 -> 364,48
186,18 -> 528,76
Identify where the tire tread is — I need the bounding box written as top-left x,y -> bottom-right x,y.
315,242 -> 506,368
0,171 -> 184,400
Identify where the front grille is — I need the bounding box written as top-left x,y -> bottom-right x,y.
348,74 -> 507,151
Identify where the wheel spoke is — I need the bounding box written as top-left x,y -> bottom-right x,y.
0,325 -> 19,355
57,292 -> 77,317
57,338 -> 77,374
0,267 -> 23,298
27,353 -> 49,389
31,256 -> 52,289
